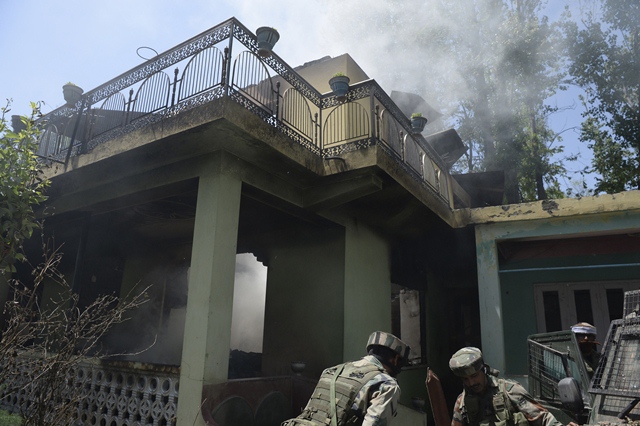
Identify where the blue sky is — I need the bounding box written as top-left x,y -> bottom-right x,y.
0,0 -> 328,116
1,0 -> 594,193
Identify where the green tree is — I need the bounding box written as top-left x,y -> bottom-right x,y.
0,101 -> 148,426
0,101 -> 49,274
323,0 -> 570,201
566,0 -> 640,193
397,0 -> 569,202
489,0 -> 568,201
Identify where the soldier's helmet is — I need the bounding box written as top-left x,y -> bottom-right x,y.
449,347 -> 485,377
366,331 -> 411,361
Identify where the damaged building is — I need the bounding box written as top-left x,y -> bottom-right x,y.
3,17 -> 640,426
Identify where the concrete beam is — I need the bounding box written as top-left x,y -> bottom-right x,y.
303,174 -> 383,211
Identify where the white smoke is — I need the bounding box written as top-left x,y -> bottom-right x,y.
230,253 -> 268,353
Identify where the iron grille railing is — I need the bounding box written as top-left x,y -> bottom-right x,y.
527,331 -> 592,409
590,318 -> 640,398
528,338 -> 571,402
587,291 -> 640,420
35,17 -> 451,205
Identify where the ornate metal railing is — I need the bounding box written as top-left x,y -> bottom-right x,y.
35,17 -> 451,205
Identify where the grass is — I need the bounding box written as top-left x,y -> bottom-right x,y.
0,410 -> 22,426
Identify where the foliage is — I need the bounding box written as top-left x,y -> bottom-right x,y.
0,101 -> 149,426
565,0 -> 640,193
579,115 -> 635,194
0,234 -> 149,426
0,101 -> 49,275
417,0 -> 569,202
411,112 -> 423,118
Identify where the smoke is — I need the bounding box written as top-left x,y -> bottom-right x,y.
314,0 -> 476,120
230,253 -> 268,353
100,254 -> 267,364
304,0 -> 591,189
311,0 -> 560,117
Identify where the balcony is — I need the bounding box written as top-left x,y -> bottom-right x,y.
35,18 -> 463,215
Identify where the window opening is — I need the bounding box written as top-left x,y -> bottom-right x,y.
229,253 -> 267,378
606,288 -> 624,321
391,284 -> 425,365
574,289 -> 594,324
534,281 -> 640,344
542,291 -> 562,332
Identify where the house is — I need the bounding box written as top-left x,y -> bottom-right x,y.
469,193 -> 640,385
6,16 -> 639,426
4,17 -> 480,426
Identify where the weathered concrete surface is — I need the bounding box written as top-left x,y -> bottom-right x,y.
460,190 -> 640,225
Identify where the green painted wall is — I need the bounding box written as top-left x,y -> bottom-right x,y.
262,226 -> 346,379
343,219 -> 393,361
177,166 -> 242,426
501,254 -> 640,375
476,210 -> 640,376
397,365 -> 429,410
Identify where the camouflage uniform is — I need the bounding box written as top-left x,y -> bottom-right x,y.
282,331 -> 409,426
348,355 -> 401,426
452,375 -> 562,426
583,350 -> 601,377
283,355 -> 400,426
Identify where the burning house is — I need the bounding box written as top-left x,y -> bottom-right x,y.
3,15 -> 640,426
3,18 -> 476,426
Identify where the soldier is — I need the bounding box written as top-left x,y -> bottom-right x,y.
281,331 -> 411,426
449,347 -> 577,426
570,322 -> 601,377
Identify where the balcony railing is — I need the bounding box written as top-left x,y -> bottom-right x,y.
36,18 -> 451,205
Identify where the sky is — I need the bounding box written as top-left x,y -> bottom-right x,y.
1,0 -> 593,191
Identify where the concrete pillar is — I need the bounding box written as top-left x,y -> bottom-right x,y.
474,225 -> 505,373
176,158 -> 242,426
343,219 -> 392,361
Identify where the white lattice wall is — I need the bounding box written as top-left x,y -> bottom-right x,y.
0,358 -> 180,426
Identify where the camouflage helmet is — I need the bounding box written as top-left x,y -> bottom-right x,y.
449,347 -> 485,377
366,331 -> 411,360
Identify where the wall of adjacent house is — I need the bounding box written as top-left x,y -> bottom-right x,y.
294,53 -> 370,94
475,208 -> 640,379
500,254 -> 640,375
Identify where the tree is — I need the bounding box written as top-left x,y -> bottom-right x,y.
566,0 -> 640,193
325,0 -> 569,202
0,104 -> 148,425
1,101 -> 49,274
452,0 -> 568,202
0,238 -> 148,426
